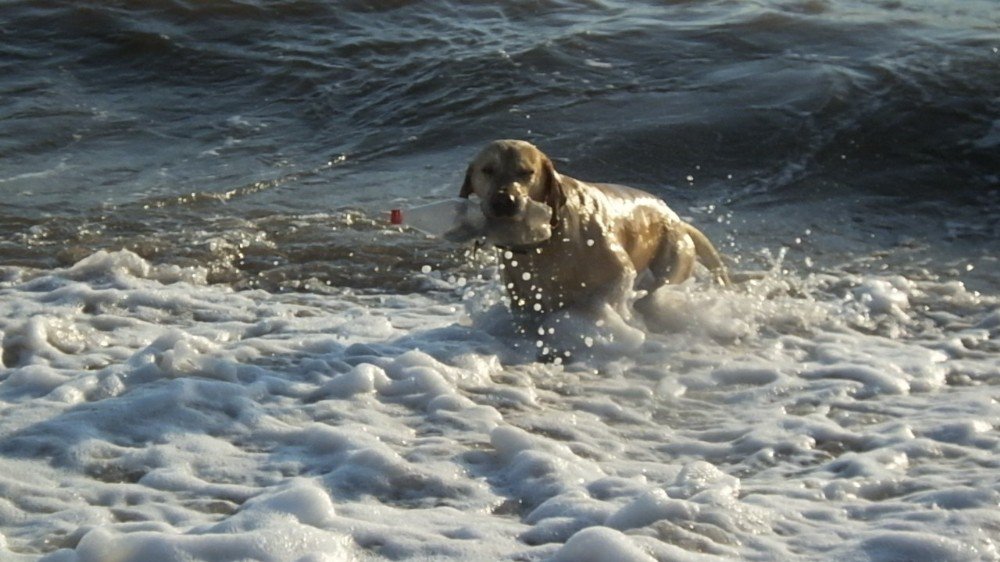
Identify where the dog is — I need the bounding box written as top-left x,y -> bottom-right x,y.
459,139 -> 730,317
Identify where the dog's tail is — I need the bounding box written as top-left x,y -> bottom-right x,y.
686,224 -> 731,287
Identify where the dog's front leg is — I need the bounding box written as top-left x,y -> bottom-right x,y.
595,242 -> 640,320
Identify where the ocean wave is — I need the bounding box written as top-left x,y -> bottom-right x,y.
0,247 -> 997,559
0,0 -> 996,284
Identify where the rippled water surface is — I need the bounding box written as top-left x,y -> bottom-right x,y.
3,0 -> 997,288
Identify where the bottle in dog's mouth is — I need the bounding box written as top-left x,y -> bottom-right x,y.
481,198 -> 552,248
400,197 -> 551,247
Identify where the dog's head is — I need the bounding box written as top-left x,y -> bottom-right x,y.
459,140 -> 564,226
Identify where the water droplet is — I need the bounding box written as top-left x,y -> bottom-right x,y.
522,272 -> 532,281
421,265 -> 432,274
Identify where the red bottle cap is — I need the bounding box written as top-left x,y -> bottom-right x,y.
390,209 -> 402,225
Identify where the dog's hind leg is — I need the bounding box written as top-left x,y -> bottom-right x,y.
648,228 -> 697,288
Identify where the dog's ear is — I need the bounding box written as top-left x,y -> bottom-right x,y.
542,157 -> 565,227
459,165 -> 473,198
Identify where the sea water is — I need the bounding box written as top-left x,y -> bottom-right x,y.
1,1 -> 998,560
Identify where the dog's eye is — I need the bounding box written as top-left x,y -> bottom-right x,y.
517,168 -> 533,179
481,166 -> 495,177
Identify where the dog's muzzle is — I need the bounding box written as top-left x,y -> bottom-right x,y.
490,192 -> 519,218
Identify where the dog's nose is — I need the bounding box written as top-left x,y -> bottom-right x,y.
491,192 -> 519,217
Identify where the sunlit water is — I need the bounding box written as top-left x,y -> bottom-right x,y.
1,1 -> 998,560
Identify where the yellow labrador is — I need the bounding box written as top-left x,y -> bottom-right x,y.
460,139 -> 730,315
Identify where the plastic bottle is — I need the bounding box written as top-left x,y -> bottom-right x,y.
485,199 -> 552,248
390,198 -> 552,246
391,199 -> 486,243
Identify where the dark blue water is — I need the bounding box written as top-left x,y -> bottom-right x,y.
2,0 -> 997,290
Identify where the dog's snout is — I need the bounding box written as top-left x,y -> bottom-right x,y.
491,192 -> 519,217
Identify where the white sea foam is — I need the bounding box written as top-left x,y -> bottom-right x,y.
0,250 -> 997,561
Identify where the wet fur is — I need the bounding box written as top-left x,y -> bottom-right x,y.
460,140 -> 730,315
